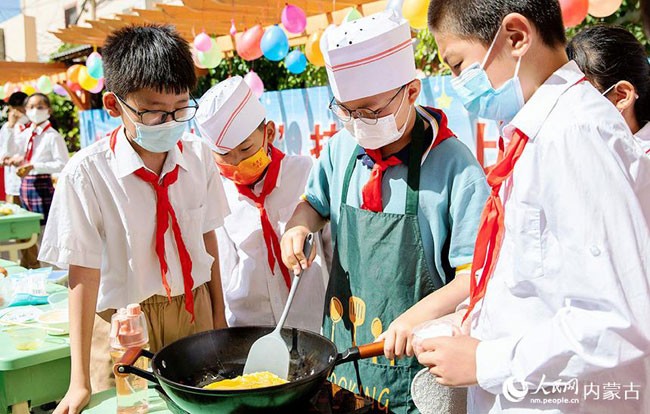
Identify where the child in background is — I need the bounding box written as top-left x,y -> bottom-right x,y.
40,25 -> 229,414
195,77 -> 328,332
0,91 -> 29,204
407,1 -> 650,413
567,25 -> 650,154
4,93 -> 69,268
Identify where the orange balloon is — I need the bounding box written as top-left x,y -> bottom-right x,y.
66,64 -> 83,84
588,0 -> 622,17
559,0 -> 589,28
305,30 -> 325,67
236,25 -> 264,61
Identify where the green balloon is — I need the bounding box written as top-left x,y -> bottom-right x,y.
198,38 -> 223,69
0,86 -> 4,100
345,8 -> 362,22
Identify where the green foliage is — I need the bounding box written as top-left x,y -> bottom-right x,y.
49,93 -> 80,153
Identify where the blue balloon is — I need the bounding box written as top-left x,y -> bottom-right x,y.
261,25 -> 289,61
285,50 -> 307,74
87,61 -> 103,79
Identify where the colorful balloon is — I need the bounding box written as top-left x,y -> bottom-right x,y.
236,25 -> 265,61
66,80 -> 81,93
22,84 -> 36,95
261,25 -> 289,62
587,0 -> 622,17
66,64 -> 83,84
244,71 -> 264,98
53,84 -> 68,96
344,8 -> 363,22
89,78 -> 104,94
194,32 -> 212,52
305,30 -> 325,67
0,86 -> 5,100
282,4 -> 307,34
559,0 -> 589,27
197,38 -> 223,69
285,50 -> 308,74
192,47 -> 207,69
36,76 -> 53,94
86,51 -> 103,79
78,65 -> 99,91
402,0 -> 429,29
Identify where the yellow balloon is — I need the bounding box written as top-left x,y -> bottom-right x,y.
403,0 -> 430,30
22,84 -> 36,95
78,65 -> 99,91
305,30 -> 325,67
588,0 -> 622,18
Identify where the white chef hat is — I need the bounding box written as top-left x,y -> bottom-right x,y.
321,10 -> 416,102
195,76 -> 266,154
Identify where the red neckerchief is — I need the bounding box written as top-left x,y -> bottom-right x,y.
463,78 -> 587,323
233,146 -> 292,290
109,128 -> 196,321
24,122 -> 51,163
361,107 -> 454,213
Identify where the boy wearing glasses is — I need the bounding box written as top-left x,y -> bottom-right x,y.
280,10 -> 488,412
40,25 -> 229,413
195,77 -> 328,332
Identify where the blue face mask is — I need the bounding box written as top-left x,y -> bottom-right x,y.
118,101 -> 186,153
451,26 -> 525,123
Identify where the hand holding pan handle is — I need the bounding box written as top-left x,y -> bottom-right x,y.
336,341 -> 386,366
113,347 -> 158,384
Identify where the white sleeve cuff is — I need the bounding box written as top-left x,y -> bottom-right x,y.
38,244 -> 102,270
476,335 -> 519,395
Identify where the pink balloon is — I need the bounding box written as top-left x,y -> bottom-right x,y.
230,19 -> 237,37
282,4 -> 307,34
67,80 -> 82,93
53,84 -> 68,96
89,78 -> 104,94
236,25 -> 264,61
194,32 -> 212,52
559,0 -> 589,27
244,71 -> 264,98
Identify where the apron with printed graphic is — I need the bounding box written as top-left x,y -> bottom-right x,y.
323,114 -> 439,414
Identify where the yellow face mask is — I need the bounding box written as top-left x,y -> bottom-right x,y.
217,143 -> 271,186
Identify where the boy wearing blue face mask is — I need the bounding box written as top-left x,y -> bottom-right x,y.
280,10 -> 489,413
40,25 -> 230,413
403,1 -> 650,413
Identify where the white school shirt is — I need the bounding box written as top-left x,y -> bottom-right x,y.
39,128 -> 230,312
217,154 -> 330,333
468,61 -> 650,413
0,121 -> 27,195
12,122 -> 69,175
634,122 -> 650,156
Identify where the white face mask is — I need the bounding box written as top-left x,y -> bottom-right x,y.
343,90 -> 411,150
26,108 -> 50,125
118,100 -> 185,154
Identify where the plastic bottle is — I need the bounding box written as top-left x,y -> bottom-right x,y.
110,304 -> 149,414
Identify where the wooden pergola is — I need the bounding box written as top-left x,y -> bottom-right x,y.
52,0 -> 388,55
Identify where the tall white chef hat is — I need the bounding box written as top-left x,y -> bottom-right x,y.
195,76 -> 266,154
321,10 -> 416,102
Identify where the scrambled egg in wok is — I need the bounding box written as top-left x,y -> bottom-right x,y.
203,371 -> 288,390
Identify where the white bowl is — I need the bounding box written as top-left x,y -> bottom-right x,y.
36,309 -> 69,335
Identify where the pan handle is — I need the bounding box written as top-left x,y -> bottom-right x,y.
113,346 -> 159,385
336,341 -> 385,366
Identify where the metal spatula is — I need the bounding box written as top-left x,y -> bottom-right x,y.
243,233 -> 314,380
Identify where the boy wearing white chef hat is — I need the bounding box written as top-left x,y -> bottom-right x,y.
280,9 -> 489,413
196,76 -> 329,333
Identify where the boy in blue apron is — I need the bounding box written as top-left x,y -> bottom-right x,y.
280,10 -> 489,414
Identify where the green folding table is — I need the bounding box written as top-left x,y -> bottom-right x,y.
0,210 -> 43,263
0,283 -> 70,414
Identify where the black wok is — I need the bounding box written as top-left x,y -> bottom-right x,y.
114,326 -> 385,413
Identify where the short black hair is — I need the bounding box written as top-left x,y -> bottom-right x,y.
103,24 -> 196,98
428,0 -> 566,48
25,93 -> 51,107
7,92 -> 28,107
567,25 -> 650,124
